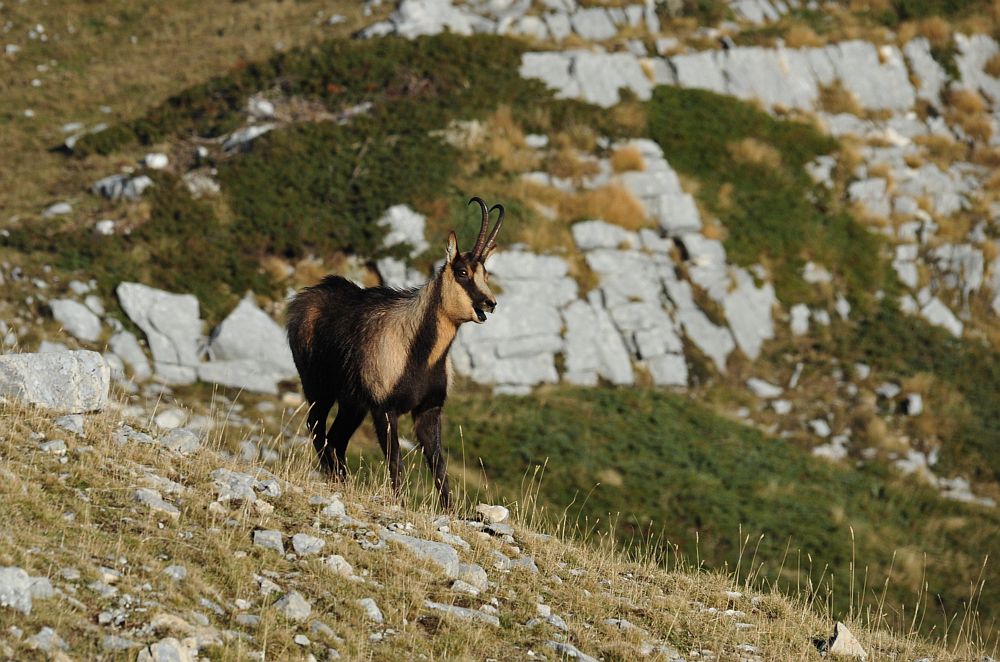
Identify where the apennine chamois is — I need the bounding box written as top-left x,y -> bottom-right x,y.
286,198 -> 504,509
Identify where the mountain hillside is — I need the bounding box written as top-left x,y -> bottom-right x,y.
2,0 -> 1000,655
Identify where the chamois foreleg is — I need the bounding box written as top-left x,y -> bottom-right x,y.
373,409 -> 404,500
414,406 -> 451,511
325,403 -> 366,480
307,399 -> 335,472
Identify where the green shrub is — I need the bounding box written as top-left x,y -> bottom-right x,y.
446,386 -> 1000,633
219,117 -> 456,260
6,174 -> 268,324
843,299 -> 1000,483
646,86 -> 883,304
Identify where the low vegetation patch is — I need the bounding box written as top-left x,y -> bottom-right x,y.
646,86 -> 885,304
446,386 -> 1000,640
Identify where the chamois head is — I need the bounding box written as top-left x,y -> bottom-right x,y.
441,197 -> 503,325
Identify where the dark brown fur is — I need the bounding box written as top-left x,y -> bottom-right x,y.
286,227 -> 499,509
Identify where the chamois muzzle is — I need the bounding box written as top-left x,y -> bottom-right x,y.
474,297 -> 497,323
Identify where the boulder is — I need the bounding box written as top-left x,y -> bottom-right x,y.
0,567 -> 53,615
848,178 -> 890,217
790,304 -> 811,336
386,0 -> 480,38
723,269 -> 775,360
827,41 -> 915,111
108,331 -> 152,381
0,350 -> 109,412
920,297 -> 963,337
569,7 -> 617,40
137,637 -> 197,662
208,296 -> 296,379
571,220 -> 639,251
671,50 -> 728,94
904,38 -> 947,108
49,299 -> 102,343
91,174 -> 154,201
562,299 -> 635,386
653,191 -> 702,235
117,283 -> 202,383
645,353 -> 688,387
424,600 -> 500,626
381,529 -> 460,577
377,204 -> 429,257
954,33 -> 1000,103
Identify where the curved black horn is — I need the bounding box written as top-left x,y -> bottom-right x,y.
468,197 -> 490,259
481,203 -> 504,258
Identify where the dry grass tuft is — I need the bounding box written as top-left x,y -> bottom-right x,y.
786,25 -> 824,48
547,147 -> 601,180
483,105 -> 539,173
610,145 -> 646,173
727,137 -> 783,169
947,88 -> 988,115
916,16 -> 953,49
562,183 -> 650,230
819,82 -> 863,116
611,100 -> 649,134
986,53 -> 1000,78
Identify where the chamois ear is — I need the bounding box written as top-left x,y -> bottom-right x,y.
445,231 -> 459,262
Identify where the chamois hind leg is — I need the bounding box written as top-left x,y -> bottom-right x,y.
414,406 -> 451,511
372,409 -> 403,501
306,398 -> 335,473
326,402 -> 366,480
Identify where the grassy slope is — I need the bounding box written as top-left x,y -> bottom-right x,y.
3,7 -> 1000,651
444,387 -> 1000,640
0,397 -> 987,661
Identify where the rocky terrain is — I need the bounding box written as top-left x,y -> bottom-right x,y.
3,0 -> 1000,655
0,360 -> 983,660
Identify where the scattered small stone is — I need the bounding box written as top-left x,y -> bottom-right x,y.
292,533 -> 326,556
475,503 -> 509,523
546,640 -> 598,662
163,565 -> 187,581
424,600 -> 499,626
294,634 -> 311,646
154,408 -> 187,430
54,414 -> 84,436
39,439 -> 67,455
102,634 -> 140,651
275,591 -> 312,621
824,621 -> 868,660
134,488 -> 181,520
356,597 -> 384,624
484,521 -> 514,537
26,627 -> 66,653
902,393 -> 923,416
451,579 -> 480,595
159,428 -> 201,453
253,530 -> 284,554
137,637 -> 197,662
323,555 -> 354,578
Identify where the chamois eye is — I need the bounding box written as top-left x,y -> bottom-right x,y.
457,268 -> 468,278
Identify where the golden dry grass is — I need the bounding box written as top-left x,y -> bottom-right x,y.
916,16 -> 953,49
546,148 -> 601,180
562,183 -> 651,231
785,25 -> 824,48
818,82 -> 863,116
610,145 -> 646,173
947,88 -> 988,115
727,138 -> 783,170
986,53 -> 1000,78
482,105 -> 540,174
